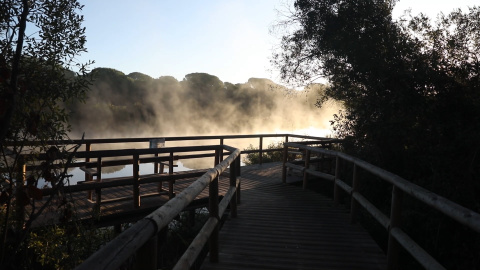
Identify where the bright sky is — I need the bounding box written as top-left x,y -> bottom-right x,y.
77,0 -> 478,84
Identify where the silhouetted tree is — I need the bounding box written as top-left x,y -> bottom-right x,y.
273,0 -> 480,268
0,0 -> 92,268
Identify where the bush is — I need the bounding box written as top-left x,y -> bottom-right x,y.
243,142 -> 285,165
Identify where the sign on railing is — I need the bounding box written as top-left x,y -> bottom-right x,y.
149,138 -> 165,149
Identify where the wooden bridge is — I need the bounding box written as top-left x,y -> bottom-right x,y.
13,134 -> 480,270
200,162 -> 386,270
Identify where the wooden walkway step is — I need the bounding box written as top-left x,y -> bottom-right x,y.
201,162 -> 387,270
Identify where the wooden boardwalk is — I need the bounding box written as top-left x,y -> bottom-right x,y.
36,161 -> 387,269
201,162 -> 387,270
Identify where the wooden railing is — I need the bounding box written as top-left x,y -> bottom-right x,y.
19,133 -> 339,165
5,134 -> 338,227
64,134 -> 335,269
75,144 -> 240,270
282,142 -> 480,270
9,134 -> 339,268
40,145 -> 230,209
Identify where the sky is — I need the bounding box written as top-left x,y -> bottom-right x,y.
77,0 -> 479,85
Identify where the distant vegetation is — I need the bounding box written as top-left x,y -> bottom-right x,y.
68,69 -> 337,138
243,142 -> 285,165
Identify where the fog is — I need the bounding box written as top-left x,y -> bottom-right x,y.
69,69 -> 341,140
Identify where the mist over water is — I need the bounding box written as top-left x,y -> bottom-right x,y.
65,71 -> 341,183
69,69 -> 340,140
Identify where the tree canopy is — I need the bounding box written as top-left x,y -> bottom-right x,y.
273,0 -> 480,268
0,0 -> 92,268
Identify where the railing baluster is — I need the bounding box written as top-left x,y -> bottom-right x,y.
220,138 -> 224,162
282,143 -> 288,183
85,142 -> 93,200
168,152 -> 174,198
133,154 -> 140,208
350,163 -> 359,224
209,148 -> 221,262
334,156 -> 340,205
154,152 -> 159,174
387,186 -> 404,270
230,157 -> 237,217
236,155 -> 241,204
95,157 -> 102,211
303,149 -> 311,189
259,136 -> 263,165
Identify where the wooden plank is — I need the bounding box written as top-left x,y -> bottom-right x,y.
201,162 -> 387,270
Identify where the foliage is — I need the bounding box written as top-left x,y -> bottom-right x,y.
0,0 -> 92,268
243,142 -> 285,165
273,0 -> 480,268
27,224 -> 115,270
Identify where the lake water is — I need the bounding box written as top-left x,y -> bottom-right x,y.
37,161 -> 192,187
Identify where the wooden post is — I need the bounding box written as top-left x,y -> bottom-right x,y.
209,149 -> 220,262
334,156 -> 340,205
157,152 -> 164,193
154,153 -> 159,174
133,154 -> 140,208
303,150 -> 311,189
214,148 -> 220,168
258,136 -> 263,165
159,163 -> 165,174
387,186 -> 404,270
350,164 -> 359,223
169,152 -> 174,175
134,236 -> 157,270
85,143 -> 93,200
219,138 -> 224,162
236,156 -> 241,204
229,159 -> 237,217
168,152 -> 174,199
282,143 -> 288,183
95,157 -> 102,211
236,154 -> 241,177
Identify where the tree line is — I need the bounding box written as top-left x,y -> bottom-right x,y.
69,68 -> 332,138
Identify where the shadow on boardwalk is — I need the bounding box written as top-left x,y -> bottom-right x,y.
201,162 -> 387,270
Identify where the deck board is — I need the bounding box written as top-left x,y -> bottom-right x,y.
201,163 -> 387,270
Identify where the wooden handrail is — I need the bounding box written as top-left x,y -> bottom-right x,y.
283,142 -> 480,270
75,145 -> 241,270
14,133 -> 338,165
9,134 -> 338,269
5,133 -> 337,145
